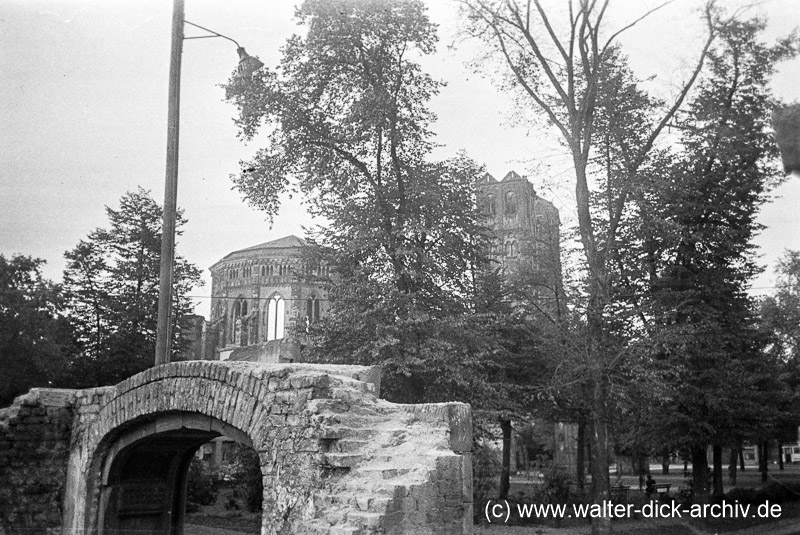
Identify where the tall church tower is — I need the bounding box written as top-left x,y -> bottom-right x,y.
476,170 -> 564,309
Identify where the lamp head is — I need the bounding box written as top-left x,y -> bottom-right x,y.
236,47 -> 264,79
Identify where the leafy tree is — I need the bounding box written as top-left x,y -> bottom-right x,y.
61,188 -> 202,387
623,15 -> 798,501
459,2 -> 716,525
760,250 -> 800,465
774,103 -> 800,175
223,0 -> 493,403
0,255 -> 76,407
761,250 -> 800,362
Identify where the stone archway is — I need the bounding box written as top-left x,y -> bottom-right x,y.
94,412 -> 251,534
50,362 -> 472,535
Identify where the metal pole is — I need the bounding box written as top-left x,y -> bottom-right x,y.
155,0 -> 184,366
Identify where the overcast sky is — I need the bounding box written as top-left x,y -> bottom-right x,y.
1,0 -> 798,318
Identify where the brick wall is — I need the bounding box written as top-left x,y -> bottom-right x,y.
2,362 -> 471,535
0,388 -> 76,535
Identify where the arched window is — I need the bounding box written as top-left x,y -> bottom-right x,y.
486,194 -> 496,216
234,318 -> 242,346
306,296 -> 321,325
231,297 -> 248,346
505,191 -> 517,215
267,295 -> 285,341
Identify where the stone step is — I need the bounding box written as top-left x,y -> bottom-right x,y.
308,395 -> 384,415
318,425 -> 377,440
318,452 -> 365,468
324,438 -> 371,453
346,511 -> 383,530
317,423 -> 409,441
329,525 -> 364,535
357,464 -> 413,479
314,492 -> 393,514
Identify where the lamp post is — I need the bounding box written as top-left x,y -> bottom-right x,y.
154,0 -> 263,366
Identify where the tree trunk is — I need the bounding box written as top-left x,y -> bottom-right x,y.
739,448 -> 745,471
759,439 -> 769,483
499,418 -> 512,499
778,440 -> 784,471
637,454 -> 646,490
728,446 -> 738,486
587,419 -> 594,479
712,445 -> 723,499
590,379 -> 611,535
662,451 -> 670,475
691,443 -> 710,504
577,416 -> 586,495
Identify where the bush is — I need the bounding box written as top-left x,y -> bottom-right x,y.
187,458 -> 219,508
726,483 -> 800,505
531,463 -> 574,505
473,440 -> 501,520
224,494 -> 241,511
220,443 -> 264,513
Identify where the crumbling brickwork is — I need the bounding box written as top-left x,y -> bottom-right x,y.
1,362 -> 472,535
0,388 -> 76,534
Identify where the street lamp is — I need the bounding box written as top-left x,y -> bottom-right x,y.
155,0 -> 263,366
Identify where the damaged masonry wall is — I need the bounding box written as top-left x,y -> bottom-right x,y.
0,362 -> 472,535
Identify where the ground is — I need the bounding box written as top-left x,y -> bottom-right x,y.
474,463 -> 800,535
185,463 -> 800,534
185,487 -> 261,535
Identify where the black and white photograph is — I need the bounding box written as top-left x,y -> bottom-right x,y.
1,1 -> 800,534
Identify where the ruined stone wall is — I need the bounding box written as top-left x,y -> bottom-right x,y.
0,388 -> 76,535
1,362 -> 471,535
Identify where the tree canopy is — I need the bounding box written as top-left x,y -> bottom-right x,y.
61,188 -> 202,387
224,0 -> 496,403
0,255 -> 76,407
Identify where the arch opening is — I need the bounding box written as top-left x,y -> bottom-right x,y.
94,412 -> 261,535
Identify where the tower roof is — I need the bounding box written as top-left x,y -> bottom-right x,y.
235,235 -> 306,253
211,235 -> 307,269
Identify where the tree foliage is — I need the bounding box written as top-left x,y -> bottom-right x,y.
616,14 -> 798,501
761,250 -> 800,362
0,255 -> 76,407
224,0 -> 494,404
461,0 -> 798,518
760,250 -> 800,444
459,2 -> 715,521
61,188 -> 202,387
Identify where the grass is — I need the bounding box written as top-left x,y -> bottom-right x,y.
186,512 -> 261,534
184,464 -> 800,534
474,463 -> 800,535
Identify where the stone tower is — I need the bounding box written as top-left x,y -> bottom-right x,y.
476,171 -> 563,307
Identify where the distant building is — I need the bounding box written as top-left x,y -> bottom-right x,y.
477,170 -> 564,311
177,314 -> 209,361
477,171 -> 574,473
205,235 -> 328,363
